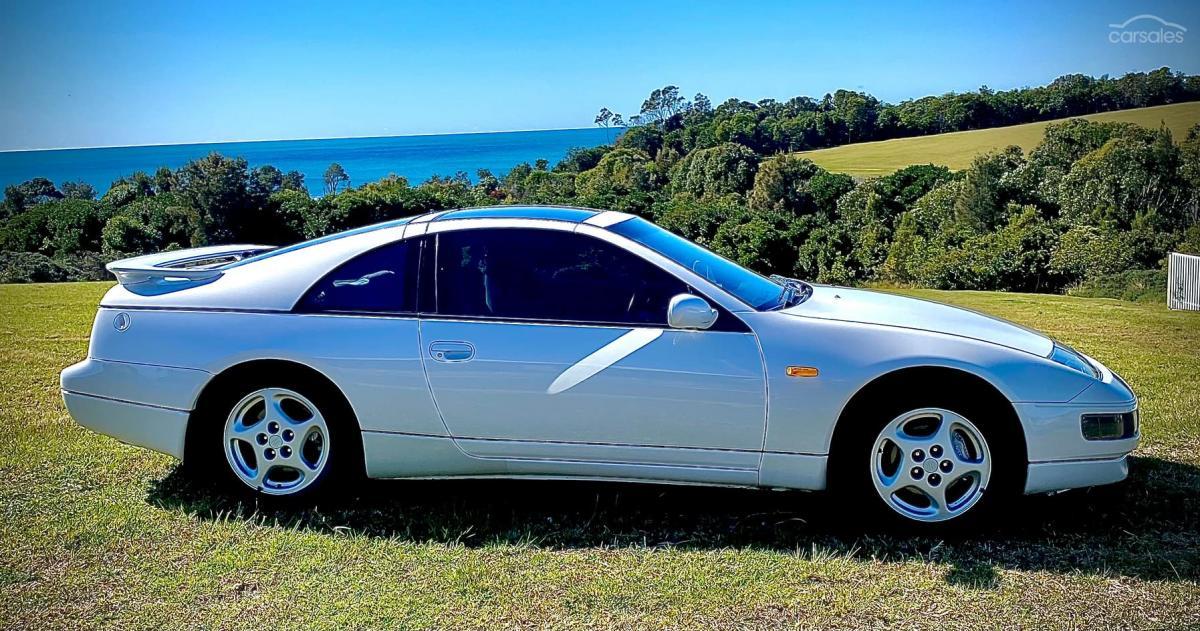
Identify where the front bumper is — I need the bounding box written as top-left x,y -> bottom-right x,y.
1017,358 -> 1138,494
1025,454 -> 1130,494
61,358 -> 209,459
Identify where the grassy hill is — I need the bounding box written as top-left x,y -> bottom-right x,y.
798,102 -> 1200,177
1,281 -> 1198,628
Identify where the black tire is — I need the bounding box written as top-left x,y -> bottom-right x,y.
829,389 -> 1024,533
186,369 -> 362,504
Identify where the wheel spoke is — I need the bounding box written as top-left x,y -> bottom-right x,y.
879,470 -> 908,493
887,429 -> 925,456
228,421 -> 262,439
926,482 -> 950,514
263,389 -> 288,423
247,462 -> 269,489
294,419 -> 324,440
953,461 -> 987,479
279,442 -> 306,469
932,415 -> 957,451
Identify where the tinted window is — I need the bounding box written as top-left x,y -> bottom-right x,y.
610,217 -> 783,310
435,228 -> 688,325
298,240 -> 417,313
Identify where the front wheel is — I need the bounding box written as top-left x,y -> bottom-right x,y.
833,398 -> 1021,530
869,408 -> 993,523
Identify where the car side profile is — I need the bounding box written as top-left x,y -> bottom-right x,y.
61,206 -> 1140,527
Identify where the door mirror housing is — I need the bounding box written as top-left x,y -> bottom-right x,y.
667,294 -> 718,330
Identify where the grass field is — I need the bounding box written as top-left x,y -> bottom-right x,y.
798,101 -> 1200,177
1,282 -> 1198,628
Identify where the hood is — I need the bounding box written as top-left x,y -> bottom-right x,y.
781,286 -> 1053,357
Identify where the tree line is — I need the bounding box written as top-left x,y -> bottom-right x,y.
598,67 -> 1200,155
2,67 -> 1199,301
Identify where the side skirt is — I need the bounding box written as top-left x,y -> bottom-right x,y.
362,431 -> 827,491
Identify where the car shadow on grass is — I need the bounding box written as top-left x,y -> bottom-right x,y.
147,455 -> 1198,586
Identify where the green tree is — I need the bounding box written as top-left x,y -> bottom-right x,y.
249,165 -> 286,198
639,85 -> 686,125
1058,127 -> 1185,233
175,153 -> 260,244
61,181 -> 97,200
116,193 -> 201,250
954,146 -> 1026,231
2,178 -> 62,218
281,170 -> 306,192
0,199 -> 109,256
574,149 -> 660,216
323,163 -> 350,196
576,149 -> 659,198
671,142 -> 759,199
748,155 -> 829,215
101,214 -> 159,256
554,146 -> 610,173
656,194 -> 742,246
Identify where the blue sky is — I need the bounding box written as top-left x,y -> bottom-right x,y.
1,0 -> 1198,150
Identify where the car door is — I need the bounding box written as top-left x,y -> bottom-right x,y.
290,238 -> 448,439
418,225 -> 766,468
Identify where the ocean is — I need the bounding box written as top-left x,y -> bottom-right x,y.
0,127 -> 618,195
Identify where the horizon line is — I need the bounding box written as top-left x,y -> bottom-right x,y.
0,125 -> 619,154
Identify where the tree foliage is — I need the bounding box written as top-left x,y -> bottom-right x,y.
2,67 -> 1198,289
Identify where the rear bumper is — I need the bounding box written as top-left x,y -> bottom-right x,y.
61,358 -> 209,459
1025,454 -> 1130,494
62,391 -> 190,458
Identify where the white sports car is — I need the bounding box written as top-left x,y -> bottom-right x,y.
61,206 -> 1139,527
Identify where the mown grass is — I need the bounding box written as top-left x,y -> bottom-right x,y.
1,281 -> 1198,629
799,102 -> 1200,177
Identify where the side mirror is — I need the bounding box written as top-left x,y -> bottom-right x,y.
667,294 -> 718,330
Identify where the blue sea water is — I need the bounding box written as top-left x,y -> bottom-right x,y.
0,127 -> 618,196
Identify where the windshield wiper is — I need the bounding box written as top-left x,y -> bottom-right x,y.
768,275 -> 813,309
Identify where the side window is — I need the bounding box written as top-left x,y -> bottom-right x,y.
434,228 -> 689,325
297,240 -> 417,313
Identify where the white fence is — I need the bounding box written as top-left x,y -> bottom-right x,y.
1168,252 -> 1200,311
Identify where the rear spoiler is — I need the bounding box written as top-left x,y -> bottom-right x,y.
107,244 -> 275,289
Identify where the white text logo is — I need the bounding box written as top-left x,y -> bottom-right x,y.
1108,15 -> 1186,44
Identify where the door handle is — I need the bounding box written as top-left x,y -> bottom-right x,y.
429,341 -> 475,363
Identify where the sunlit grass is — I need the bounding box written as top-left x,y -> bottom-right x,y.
1,281 -> 1197,628
799,102 -> 1200,177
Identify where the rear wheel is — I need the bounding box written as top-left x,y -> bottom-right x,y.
223,387 -> 332,495
191,372 -> 361,501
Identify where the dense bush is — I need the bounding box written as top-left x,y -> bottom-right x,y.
1068,269 -> 1168,303
671,143 -> 759,199
0,251 -> 78,283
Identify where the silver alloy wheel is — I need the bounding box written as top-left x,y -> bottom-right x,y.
869,408 -> 992,523
223,387 -> 330,495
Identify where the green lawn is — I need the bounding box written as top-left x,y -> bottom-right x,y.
799,102 -> 1200,177
1,282 -> 1198,628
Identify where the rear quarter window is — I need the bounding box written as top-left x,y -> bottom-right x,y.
296,240 -> 418,313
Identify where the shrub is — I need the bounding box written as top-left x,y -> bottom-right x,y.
101,215 -> 160,256
1067,268 -> 1167,303
0,251 -> 77,283
670,142 -> 759,199
1049,225 -> 1136,283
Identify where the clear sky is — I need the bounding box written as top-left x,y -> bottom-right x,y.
1,0 -> 1198,150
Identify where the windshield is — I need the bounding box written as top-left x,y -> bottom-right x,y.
609,217 -> 785,310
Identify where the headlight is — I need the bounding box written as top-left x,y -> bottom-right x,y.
1050,342 -> 1099,378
